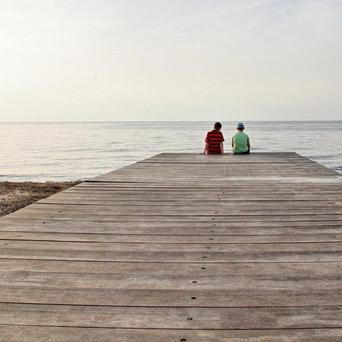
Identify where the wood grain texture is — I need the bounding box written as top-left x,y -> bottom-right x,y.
2,303 -> 342,329
1,326 -> 342,342
1,152 -> 342,341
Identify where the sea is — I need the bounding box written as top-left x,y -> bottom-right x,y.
0,121 -> 341,182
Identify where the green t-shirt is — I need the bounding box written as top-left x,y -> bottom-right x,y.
233,131 -> 249,153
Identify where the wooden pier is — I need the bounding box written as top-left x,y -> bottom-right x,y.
1,152 -> 342,341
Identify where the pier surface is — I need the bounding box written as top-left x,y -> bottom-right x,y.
1,152 -> 342,341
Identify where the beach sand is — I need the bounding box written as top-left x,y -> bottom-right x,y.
0,181 -> 80,217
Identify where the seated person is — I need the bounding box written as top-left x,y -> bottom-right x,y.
232,122 -> 250,154
204,122 -> 224,154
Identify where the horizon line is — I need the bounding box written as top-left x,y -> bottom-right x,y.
1,119 -> 342,123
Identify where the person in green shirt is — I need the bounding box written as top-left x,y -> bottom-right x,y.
232,122 -> 250,154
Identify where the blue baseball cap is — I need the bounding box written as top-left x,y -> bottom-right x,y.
237,122 -> 245,129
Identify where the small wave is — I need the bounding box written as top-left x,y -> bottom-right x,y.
108,148 -> 132,153
308,153 -> 342,160
0,174 -> 23,178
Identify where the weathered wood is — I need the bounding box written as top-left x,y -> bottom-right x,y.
3,270 -> 342,289
8,209 -> 342,222
1,152 -> 342,340
2,240 -> 342,262
2,285 -> 342,307
3,220 -> 342,231
0,259 -> 341,276
3,231 -> 342,243
1,326 -> 341,342
35,201 -> 342,209
2,303 -> 342,329
3,240 -> 342,253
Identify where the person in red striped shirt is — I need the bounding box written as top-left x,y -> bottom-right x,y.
204,122 -> 225,154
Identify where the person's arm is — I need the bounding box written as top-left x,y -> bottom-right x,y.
204,133 -> 209,154
220,133 -> 225,154
232,137 -> 234,148
247,137 -> 250,153
204,142 -> 209,154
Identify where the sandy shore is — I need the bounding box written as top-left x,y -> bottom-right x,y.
0,181 -> 81,217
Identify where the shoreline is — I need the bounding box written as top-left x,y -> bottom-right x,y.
0,181 -> 81,217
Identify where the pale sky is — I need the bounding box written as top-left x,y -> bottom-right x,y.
0,0 -> 341,121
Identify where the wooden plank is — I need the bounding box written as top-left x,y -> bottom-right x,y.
0,259 -> 341,276
36,200 -> 342,208
92,174 -> 338,182
2,285 -> 342,307
2,303 -> 342,329
39,194 -> 342,202
3,231 -> 342,243
2,240 -> 342,253
92,173 -> 338,182
66,184 -> 342,191
17,205 -> 342,216
8,201 -> 342,217
38,198 -> 342,206
31,197 -> 342,205
1,326 -> 342,342
2,240 -> 342,263
2,218 -> 342,236
8,210 -> 342,222
3,270 -> 342,291
76,181 -> 342,187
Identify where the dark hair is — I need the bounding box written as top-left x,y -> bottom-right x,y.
214,122 -> 222,130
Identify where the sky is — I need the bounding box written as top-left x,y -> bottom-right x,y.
0,0 -> 341,121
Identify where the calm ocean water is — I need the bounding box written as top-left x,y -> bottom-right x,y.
0,121 -> 341,181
